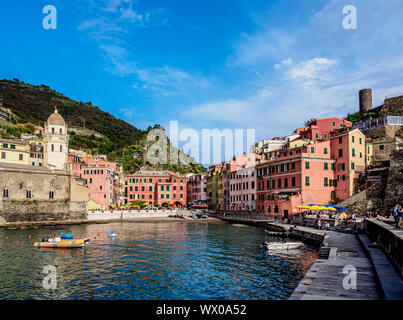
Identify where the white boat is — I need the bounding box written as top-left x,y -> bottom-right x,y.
107,232 -> 117,237
264,241 -> 303,250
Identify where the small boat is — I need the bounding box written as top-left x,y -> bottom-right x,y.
107,232 -> 117,237
34,237 -> 89,248
264,241 -> 303,250
264,230 -> 288,237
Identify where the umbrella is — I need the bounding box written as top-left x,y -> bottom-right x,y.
296,205 -> 313,209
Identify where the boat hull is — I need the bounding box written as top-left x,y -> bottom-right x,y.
34,238 -> 90,248
265,242 -> 303,250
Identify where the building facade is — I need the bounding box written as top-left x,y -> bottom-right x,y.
126,171 -> 187,207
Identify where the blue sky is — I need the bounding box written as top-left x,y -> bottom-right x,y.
1,0 -> 403,163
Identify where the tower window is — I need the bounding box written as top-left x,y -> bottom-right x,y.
26,190 -> 32,199
3,188 -> 9,198
59,128 -> 62,134
49,191 -> 54,199
60,145 -> 63,152
51,144 -> 54,152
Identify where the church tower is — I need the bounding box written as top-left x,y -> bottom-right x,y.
43,107 -> 69,170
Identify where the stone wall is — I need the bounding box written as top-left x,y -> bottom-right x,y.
384,148 -> 403,212
365,219 -> 403,279
0,167 -> 87,223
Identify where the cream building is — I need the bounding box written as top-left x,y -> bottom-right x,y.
43,107 -> 68,171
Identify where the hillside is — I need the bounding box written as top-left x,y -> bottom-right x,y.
0,79 -> 206,175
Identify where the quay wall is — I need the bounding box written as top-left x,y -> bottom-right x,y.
365,219 -> 403,279
87,210 -> 174,221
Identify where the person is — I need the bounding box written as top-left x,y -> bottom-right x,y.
351,213 -> 356,222
316,219 -> 322,230
393,204 -> 400,229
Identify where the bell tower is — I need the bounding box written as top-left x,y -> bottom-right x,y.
43,107 -> 69,170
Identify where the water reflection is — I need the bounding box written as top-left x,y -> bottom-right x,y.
0,222 -> 317,300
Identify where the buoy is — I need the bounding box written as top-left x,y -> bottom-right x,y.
16,240 -> 19,244
6,236 -> 8,239
29,235 -> 31,239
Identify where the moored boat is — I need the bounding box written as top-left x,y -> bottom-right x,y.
264,241 -> 303,250
107,232 -> 117,237
34,237 -> 89,248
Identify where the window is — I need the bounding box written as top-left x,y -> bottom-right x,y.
311,147 -> 315,153
2,143 -> 8,148
10,144 -> 15,149
60,145 -> 63,152
352,136 -> 355,143
18,154 -> 23,161
351,162 -> 355,170
379,145 -> 384,150
315,133 -> 319,139
324,178 -> 328,187
338,149 -> 343,157
332,121 -> 336,127
26,190 -> 32,199
292,177 -> 296,187
51,144 -> 54,152
3,188 -> 9,198
49,190 -> 54,199
324,163 -> 328,170
331,163 -> 335,170
339,137 -> 342,144
278,179 -> 281,188
340,123 -> 343,128
352,148 -> 355,157
1,152 -> 6,159
359,138 -> 362,145
324,133 -> 327,139
59,128 -> 62,134
52,127 -> 55,134
305,162 -> 310,169
149,186 -> 152,192
305,177 -> 310,186
89,178 -> 92,183
284,178 -> 288,188
100,186 -> 102,190
324,148 -> 328,154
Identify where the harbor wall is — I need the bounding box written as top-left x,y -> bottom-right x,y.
365,219 -> 403,279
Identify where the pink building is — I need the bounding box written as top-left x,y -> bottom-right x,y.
68,154 -> 124,209
228,165 -> 257,211
187,173 -> 207,206
299,117 -> 352,141
255,128 -> 366,217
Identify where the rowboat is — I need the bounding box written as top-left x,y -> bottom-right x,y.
264,241 -> 303,250
34,238 -> 90,248
107,232 -> 117,237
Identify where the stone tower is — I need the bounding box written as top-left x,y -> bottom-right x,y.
359,88 -> 372,113
43,107 -> 69,170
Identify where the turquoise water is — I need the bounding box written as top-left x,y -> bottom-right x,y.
0,221 -> 317,300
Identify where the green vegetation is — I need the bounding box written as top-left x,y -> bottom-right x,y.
0,79 -> 206,174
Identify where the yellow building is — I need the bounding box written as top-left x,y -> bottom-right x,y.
0,139 -> 30,165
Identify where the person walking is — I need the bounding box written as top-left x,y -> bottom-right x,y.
393,204 -> 400,228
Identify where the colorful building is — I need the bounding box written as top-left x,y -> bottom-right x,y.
187,173 -> 207,206
126,171 -> 187,207
68,154 -> 124,209
299,117 -> 352,141
255,129 -> 366,217
227,165 -> 257,211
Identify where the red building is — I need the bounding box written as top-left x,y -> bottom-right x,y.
126,171 -> 187,207
299,117 -> 352,141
